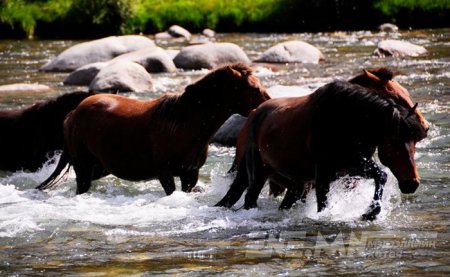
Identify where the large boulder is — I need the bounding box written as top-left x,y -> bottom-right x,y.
0,83 -> 53,93
63,62 -> 108,86
173,43 -> 250,70
211,114 -> 247,147
255,41 -> 324,63
40,35 -> 156,72
168,25 -> 191,40
110,47 -> 176,73
89,61 -> 153,93
373,40 -> 427,57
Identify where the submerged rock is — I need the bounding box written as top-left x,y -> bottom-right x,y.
255,41 -> 325,63
89,61 -> 153,93
40,35 -> 155,72
212,114 -> 247,147
174,43 -> 250,70
373,40 -> 427,57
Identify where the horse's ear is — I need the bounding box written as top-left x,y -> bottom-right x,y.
363,69 -> 382,83
226,65 -> 242,78
407,103 -> 418,118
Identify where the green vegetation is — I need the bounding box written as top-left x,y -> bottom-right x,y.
374,0 -> 450,15
0,0 -> 448,38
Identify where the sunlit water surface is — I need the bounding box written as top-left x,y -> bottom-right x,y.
0,29 -> 449,275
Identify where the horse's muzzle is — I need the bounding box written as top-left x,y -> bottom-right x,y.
398,180 -> 419,194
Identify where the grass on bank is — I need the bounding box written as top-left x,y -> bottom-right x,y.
0,0 -> 449,38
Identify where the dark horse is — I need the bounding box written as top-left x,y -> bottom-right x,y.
0,91 -> 93,172
37,64 -> 270,195
216,68 -> 428,220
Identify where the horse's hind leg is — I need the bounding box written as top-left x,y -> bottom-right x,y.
215,167 -> 249,208
72,152 -> 106,194
279,187 -> 304,210
243,163 -> 268,209
72,159 -> 94,194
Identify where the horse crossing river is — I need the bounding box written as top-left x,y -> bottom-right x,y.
0,29 -> 448,275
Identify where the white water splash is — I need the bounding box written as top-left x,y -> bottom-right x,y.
0,152 -> 402,239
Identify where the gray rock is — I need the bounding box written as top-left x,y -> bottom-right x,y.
373,40 -> 427,57
255,41 -> 324,63
378,23 -> 399,32
40,35 -> 156,72
89,61 -> 153,93
168,25 -> 191,40
110,47 -> 176,73
202,28 -> 215,37
0,83 -> 53,93
211,114 -> 247,147
63,62 -> 108,86
173,43 -> 250,70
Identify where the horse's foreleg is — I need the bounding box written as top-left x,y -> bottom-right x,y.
180,169 -> 199,193
315,164 -> 331,213
159,173 -> 176,195
361,158 -> 387,221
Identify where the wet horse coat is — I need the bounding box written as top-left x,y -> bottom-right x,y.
0,91 -> 93,172
37,64 -> 269,194
216,68 -> 428,220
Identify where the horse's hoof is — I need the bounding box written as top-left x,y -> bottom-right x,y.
244,203 -> 258,210
361,205 -> 381,221
191,186 -> 204,193
215,199 -> 230,208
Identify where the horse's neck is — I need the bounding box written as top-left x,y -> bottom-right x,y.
177,93 -> 233,140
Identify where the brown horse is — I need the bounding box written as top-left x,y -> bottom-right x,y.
37,63 -> 269,195
216,68 -> 428,220
0,91 -> 93,172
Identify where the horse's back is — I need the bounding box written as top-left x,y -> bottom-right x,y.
237,96 -> 314,177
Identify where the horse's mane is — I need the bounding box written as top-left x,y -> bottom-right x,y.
309,80 -> 424,142
23,91 -> 92,118
155,63 -> 254,119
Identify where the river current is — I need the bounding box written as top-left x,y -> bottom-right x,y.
0,29 -> 449,275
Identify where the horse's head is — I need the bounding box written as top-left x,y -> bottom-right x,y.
378,103 -> 428,194
185,63 -> 270,116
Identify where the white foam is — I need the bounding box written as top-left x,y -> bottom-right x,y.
0,150 -> 403,239
267,85 -> 313,98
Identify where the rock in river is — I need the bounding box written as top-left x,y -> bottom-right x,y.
373,39 -> 427,57
174,43 -> 250,70
40,35 -> 155,72
255,41 -> 325,63
89,61 -> 153,93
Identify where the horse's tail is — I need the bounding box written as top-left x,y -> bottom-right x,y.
216,109 -> 267,208
36,147 -> 71,191
243,109 -> 268,187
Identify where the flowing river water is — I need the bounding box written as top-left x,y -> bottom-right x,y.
0,29 -> 449,275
